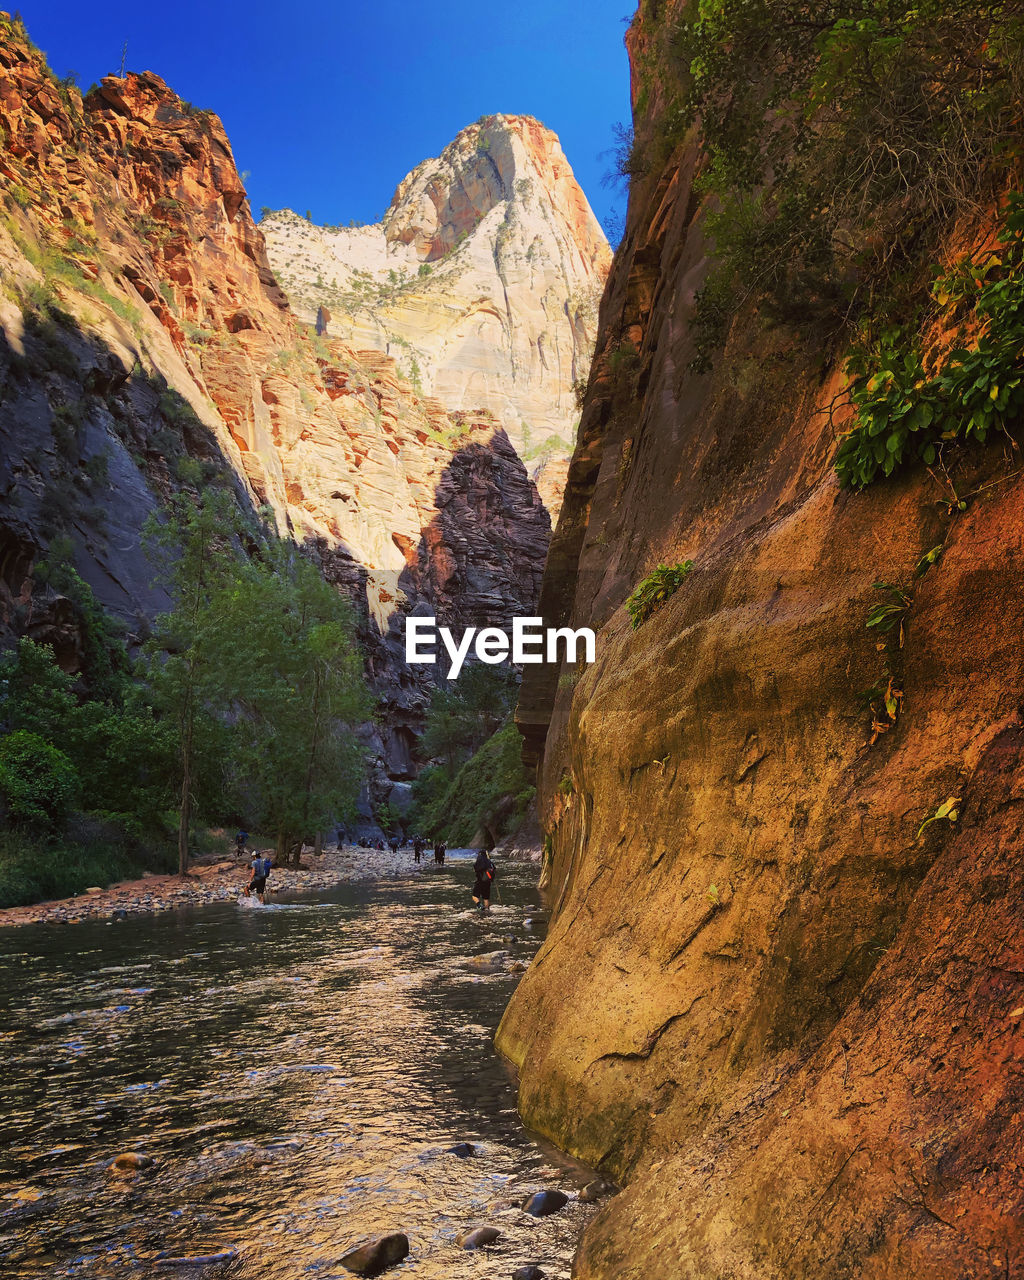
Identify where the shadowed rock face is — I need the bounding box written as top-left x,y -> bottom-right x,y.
261,114 -> 612,517
0,21 -> 549,791
496,3 -> 1024,1277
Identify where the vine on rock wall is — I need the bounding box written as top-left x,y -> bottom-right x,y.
836,196 -> 1024,487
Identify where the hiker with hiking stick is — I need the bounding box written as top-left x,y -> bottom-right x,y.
471,849 -> 496,912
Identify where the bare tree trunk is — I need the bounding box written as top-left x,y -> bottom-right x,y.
178,711 -> 193,877
178,764 -> 190,876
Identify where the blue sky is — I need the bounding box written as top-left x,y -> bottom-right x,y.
17,1 -> 633,239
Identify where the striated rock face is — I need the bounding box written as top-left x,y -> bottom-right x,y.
496,4 -> 1024,1278
261,115 -> 611,517
0,18 -> 549,797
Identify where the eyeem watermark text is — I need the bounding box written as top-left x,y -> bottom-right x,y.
406,616 -> 596,679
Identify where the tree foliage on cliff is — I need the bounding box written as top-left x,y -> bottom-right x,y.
413,721 -> 534,848
659,0 -> 1024,360
835,194 -> 1024,486
419,664 -> 520,777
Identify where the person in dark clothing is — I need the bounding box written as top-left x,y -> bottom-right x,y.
412,835 -> 424,863
433,838 -> 446,866
389,834 -> 400,854
472,850 -> 495,911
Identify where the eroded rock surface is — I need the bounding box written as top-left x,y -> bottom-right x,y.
496,3 -> 1024,1278
261,114 -> 611,516
0,21 -> 550,797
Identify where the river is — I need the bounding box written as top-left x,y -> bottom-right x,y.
0,855 -> 595,1278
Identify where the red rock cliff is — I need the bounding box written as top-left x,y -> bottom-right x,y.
496,4 -> 1024,1278
0,16 -> 549,800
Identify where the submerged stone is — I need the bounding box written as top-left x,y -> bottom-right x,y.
579,1179 -> 616,1203
107,1152 -> 154,1175
458,1226 -> 501,1249
339,1233 -> 409,1276
522,1190 -> 568,1217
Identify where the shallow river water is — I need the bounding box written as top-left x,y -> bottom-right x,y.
0,855 -> 595,1278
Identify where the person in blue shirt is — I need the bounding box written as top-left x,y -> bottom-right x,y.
246,852 -> 273,904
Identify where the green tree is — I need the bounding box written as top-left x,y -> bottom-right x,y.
211,547 -> 368,865
0,731 -> 78,831
144,489 -> 242,874
420,663 -> 519,777
0,637 -> 78,739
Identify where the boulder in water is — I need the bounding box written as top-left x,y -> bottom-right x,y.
155,1250 -> 238,1268
464,951 -> 509,973
522,1190 -> 568,1217
458,1226 -> 501,1249
448,1142 -> 477,1157
512,1268 -> 546,1280
579,1178 -> 616,1203
339,1233 -> 409,1276
107,1152 -> 155,1176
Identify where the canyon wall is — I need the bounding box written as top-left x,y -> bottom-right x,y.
261,115 -> 612,516
0,18 -> 548,812
496,5 -> 1024,1278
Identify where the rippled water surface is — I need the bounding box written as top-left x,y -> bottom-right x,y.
0,856 -> 595,1278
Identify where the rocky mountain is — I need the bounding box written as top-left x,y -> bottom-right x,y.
261,114 -> 612,516
0,16 -> 549,819
497,3 -> 1024,1277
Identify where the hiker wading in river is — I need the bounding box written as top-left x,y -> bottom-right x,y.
472,849 -> 495,912
247,852 -> 273,904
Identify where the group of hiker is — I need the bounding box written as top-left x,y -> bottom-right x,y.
410,834 -> 448,866
235,828 -> 498,911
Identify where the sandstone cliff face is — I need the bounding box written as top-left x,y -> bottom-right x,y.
0,18 -> 549,803
496,5 -> 1024,1277
261,115 -> 611,516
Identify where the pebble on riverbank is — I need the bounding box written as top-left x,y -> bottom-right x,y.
0,845 -> 421,929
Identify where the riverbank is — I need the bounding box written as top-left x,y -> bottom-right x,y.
0,844 -> 422,928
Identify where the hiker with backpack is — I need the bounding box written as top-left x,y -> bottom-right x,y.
472,849 -> 495,912
247,851 -> 273,904
412,835 -> 425,863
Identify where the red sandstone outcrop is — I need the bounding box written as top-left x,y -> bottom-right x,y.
261,115 -> 611,517
496,3 -> 1024,1277
0,15 -> 549,796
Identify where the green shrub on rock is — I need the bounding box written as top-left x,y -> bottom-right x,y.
835,195 -> 1024,488
625,561 -> 694,629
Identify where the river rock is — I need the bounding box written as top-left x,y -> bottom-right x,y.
339,1233 -> 409,1276
579,1179 -> 616,1203
107,1152 -> 155,1175
464,951 -> 510,973
512,1268 -> 546,1280
522,1190 -> 568,1217
448,1142 -> 477,1157
156,1250 -> 238,1268
458,1226 -> 501,1250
